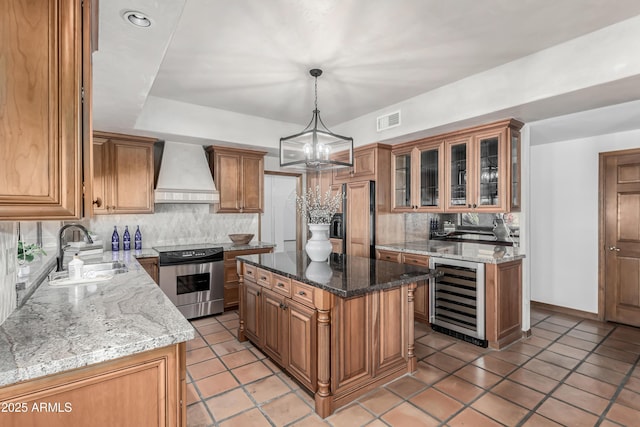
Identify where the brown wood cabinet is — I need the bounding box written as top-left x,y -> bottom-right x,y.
223,247 -> 273,310
238,261 -> 415,418
375,250 -> 430,323
346,181 -> 372,258
306,170 -> 333,195
206,146 -> 267,213
332,146 -> 378,183
92,132 -> 157,215
0,343 -> 186,427
137,256 -> 159,284
485,260 -> 523,349
330,238 -> 344,254
391,119 -> 523,213
0,0 -> 95,220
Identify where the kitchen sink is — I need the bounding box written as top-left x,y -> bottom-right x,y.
48,261 -> 128,286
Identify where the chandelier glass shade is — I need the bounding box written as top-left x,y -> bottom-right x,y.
280,69 -> 353,170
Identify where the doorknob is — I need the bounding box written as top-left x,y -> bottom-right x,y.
609,246 -> 621,252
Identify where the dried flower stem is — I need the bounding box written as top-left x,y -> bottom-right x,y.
296,185 -> 343,224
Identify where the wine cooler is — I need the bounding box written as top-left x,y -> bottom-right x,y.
429,257 -> 487,347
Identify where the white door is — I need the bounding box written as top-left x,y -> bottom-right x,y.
263,175 -> 298,252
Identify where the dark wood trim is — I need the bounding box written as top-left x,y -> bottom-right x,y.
265,170 -> 302,178
598,147 -> 640,322
531,301 -> 599,321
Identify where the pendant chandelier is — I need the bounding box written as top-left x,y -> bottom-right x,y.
280,69 -> 353,170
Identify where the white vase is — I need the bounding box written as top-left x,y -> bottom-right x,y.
305,223 -> 332,262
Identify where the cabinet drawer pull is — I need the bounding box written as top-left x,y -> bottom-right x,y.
277,283 -> 284,288
92,197 -> 102,207
260,276 -> 267,281
298,291 -> 306,296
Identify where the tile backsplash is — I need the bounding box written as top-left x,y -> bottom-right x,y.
0,222 -> 17,325
76,203 -> 259,249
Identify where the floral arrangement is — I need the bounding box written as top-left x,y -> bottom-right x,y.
296,185 -> 343,224
17,241 -> 46,263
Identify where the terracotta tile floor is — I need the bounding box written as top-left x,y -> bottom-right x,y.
185,308 -> 640,426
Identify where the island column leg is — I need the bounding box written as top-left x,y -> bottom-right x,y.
315,290 -> 332,418
407,282 -> 417,373
237,262 -> 247,342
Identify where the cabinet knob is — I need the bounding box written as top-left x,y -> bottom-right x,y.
298,291 -> 306,296
92,197 -> 102,207
609,246 -> 621,252
473,203 -> 477,208
277,283 -> 284,288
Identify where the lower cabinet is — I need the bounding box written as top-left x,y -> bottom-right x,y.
376,249 -> 429,323
0,343 -> 186,427
137,256 -> 159,284
238,262 -> 414,417
224,247 -> 273,310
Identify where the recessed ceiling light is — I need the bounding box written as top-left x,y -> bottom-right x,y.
123,11 -> 151,28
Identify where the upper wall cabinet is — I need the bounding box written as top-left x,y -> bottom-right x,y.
332,146 -> 378,183
0,0 -> 95,220
393,119 -> 523,214
206,146 -> 267,213
392,141 -> 445,212
92,132 -> 157,215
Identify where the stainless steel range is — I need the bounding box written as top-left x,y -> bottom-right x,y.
153,244 -> 224,319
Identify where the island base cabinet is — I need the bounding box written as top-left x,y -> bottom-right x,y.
0,343 -> 186,427
238,261 -> 416,418
485,260 -> 523,349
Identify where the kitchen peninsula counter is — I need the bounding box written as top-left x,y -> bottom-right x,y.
236,251 -> 438,418
377,240 -> 525,264
0,252 -> 194,426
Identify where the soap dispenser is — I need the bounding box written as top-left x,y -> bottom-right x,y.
68,253 -> 84,280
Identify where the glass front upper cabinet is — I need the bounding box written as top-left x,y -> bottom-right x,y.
473,130 -> 507,211
446,138 -> 470,211
392,150 -> 412,210
417,142 -> 444,211
510,129 -> 521,210
392,142 -> 444,212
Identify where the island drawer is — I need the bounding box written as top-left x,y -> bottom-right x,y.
292,281 -> 315,307
376,249 -> 402,263
244,264 -> 257,281
257,268 -> 272,287
271,274 -> 292,297
402,253 -> 430,267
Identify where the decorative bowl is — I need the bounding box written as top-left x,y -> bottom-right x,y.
228,234 -> 254,245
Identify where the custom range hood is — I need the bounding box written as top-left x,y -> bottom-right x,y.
155,141 -> 220,204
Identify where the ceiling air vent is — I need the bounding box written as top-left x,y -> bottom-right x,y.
376,110 -> 401,132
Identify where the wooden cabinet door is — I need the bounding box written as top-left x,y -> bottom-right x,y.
473,129 -> 508,212
262,289 -> 287,366
508,127 -> 522,211
216,151 -> 242,212
352,148 -> 376,180
331,293 -> 373,394
414,283 -> 429,323
241,154 -> 264,213
0,344 -> 184,427
92,137 -> 110,215
346,181 -> 371,257
445,137 -> 472,212
415,142 -> 445,212
0,0 -> 89,220
391,149 -> 413,212
111,141 -> 154,214
244,281 -> 263,345
374,287 -> 408,373
287,299 -> 317,392
485,260 -> 522,349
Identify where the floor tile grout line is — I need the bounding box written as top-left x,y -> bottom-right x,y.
594,349 -> 640,426
515,317 -> 622,427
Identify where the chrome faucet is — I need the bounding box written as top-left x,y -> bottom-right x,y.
57,224 -> 93,271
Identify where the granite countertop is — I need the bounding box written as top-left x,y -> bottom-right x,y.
237,251 -> 438,298
218,242 -> 276,252
0,252 -> 194,387
376,241 -> 525,264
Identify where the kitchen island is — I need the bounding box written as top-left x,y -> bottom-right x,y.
0,252 -> 194,427
236,251 -> 437,418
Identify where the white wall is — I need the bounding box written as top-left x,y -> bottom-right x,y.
0,223 -> 17,325
263,175 -> 298,252
529,128 -> 640,313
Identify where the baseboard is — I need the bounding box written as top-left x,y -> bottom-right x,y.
531,301 -> 599,320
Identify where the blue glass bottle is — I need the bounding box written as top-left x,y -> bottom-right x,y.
111,226 -> 119,252
134,225 -> 142,250
123,225 -> 131,251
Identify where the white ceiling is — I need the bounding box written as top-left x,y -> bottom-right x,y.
93,0 -> 640,145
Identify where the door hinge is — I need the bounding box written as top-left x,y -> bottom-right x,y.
81,87 -> 85,103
